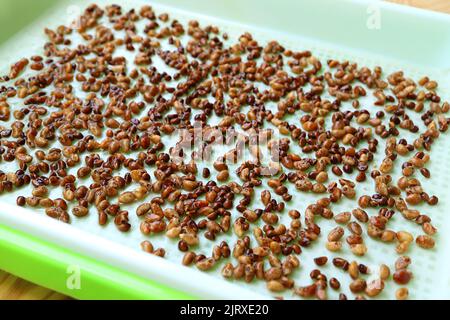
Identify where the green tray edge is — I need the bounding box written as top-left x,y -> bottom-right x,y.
0,224 -> 195,300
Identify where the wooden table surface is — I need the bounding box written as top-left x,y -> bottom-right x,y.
1,0 -> 449,300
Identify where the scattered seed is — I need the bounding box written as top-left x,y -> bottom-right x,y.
393,269 -> 413,285
365,279 -> 384,297
267,280 -> 285,292
16,196 -> 26,206
416,235 -> 435,249
314,256 -> 328,266
118,192 -> 136,204
349,279 -> 366,293
380,264 -> 390,280
141,241 -> 154,253
348,261 -> 359,279
182,252 -> 196,266
329,278 -> 340,290
326,241 -> 342,252
72,206 -> 88,217
196,257 -> 215,271
0,4 -> 445,301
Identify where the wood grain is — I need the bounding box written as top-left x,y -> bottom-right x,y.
0,270 -> 68,300
1,0 -> 448,300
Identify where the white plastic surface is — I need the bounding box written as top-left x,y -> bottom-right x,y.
0,0 -> 449,299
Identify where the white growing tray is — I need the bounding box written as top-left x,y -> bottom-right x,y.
0,0 -> 449,299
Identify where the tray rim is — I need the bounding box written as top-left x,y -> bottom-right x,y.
143,0 -> 450,71
0,224 -> 194,300
0,202 -> 270,300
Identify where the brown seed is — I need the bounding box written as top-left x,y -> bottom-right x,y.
393,269 -> 412,285
1,14 -> 447,298
166,226 -> 181,238
180,233 -> 199,246
72,206 -> 88,217
153,248 -> 166,258
402,209 -> 420,220
396,288 -> 409,300
334,211 -> 351,224
428,196 -> 438,205
316,171 -> 328,183
365,279 -> 384,297
98,211 -> 107,226
332,257 -> 349,270
349,279 -> 366,293
288,210 -> 300,219
118,191 -> 136,204
261,190 -> 271,206
182,179 -> 198,191
54,199 -> 67,210
380,158 -> 393,173
178,240 -> 189,252
16,196 -> 26,206
221,263 -> 234,278
265,267 -> 283,281
15,152 -> 33,163
380,230 -> 396,242
422,222 -> 437,236
379,264 -> 390,280
32,186 -> 48,197
196,257 -> 215,271
416,235 -> 435,249
339,293 -> 347,300
9,58 -> 28,79
267,280 -> 285,292
329,278 -> 340,290
396,241 -> 410,254
141,241 -> 154,253
398,177 -> 409,189
352,208 -> 369,223
314,256 -> 328,266
287,255 -> 300,268
397,231 -> 414,243
358,195 -> 371,208
77,167 -> 91,178
406,193 -> 422,205
420,168 -> 430,178
150,203 -> 164,217
395,256 -> 411,270
310,269 -> 321,279
347,222 -> 362,235
45,207 -> 69,223
217,170 -> 229,182
418,76 -> 429,86
425,80 -> 438,90
328,226 -> 344,241
326,241 -> 342,252
348,261 -> 359,279
182,252 -> 196,266
295,284 -> 317,298
350,244 -> 367,256
358,264 -> 369,274
136,203 -> 151,216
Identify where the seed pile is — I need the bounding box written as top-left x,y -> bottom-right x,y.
0,4 -> 448,300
